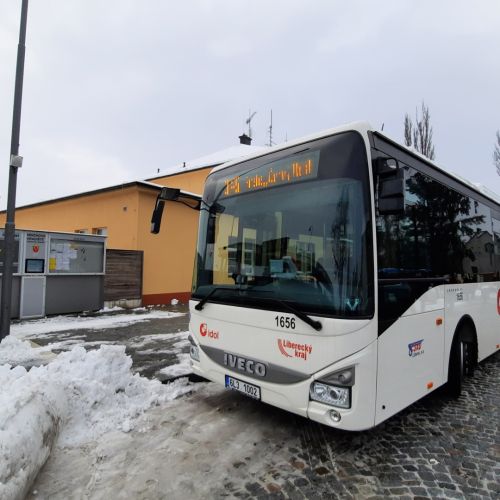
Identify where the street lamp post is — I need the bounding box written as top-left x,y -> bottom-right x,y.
0,0 -> 29,340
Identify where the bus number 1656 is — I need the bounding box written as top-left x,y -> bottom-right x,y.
275,316 -> 295,329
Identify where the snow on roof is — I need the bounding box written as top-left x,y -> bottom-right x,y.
147,144 -> 268,179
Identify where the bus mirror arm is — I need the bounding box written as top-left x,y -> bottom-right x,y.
375,156 -> 400,176
376,157 -> 405,215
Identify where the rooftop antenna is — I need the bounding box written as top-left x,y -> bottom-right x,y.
245,109 -> 257,139
381,123 -> 385,131
267,109 -> 275,147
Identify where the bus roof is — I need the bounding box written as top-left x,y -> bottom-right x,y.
210,122 -> 500,208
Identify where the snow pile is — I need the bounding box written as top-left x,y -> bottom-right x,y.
0,336 -> 47,366
0,340 -> 192,499
0,358 -> 66,499
51,345 -> 191,446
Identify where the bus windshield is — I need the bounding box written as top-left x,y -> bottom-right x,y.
193,131 -> 374,318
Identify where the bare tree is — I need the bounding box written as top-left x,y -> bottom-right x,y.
404,114 -> 412,147
403,102 -> 436,160
494,130 -> 500,176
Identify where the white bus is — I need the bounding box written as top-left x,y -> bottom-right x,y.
152,122 -> 500,431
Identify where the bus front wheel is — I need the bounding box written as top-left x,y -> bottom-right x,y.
447,324 -> 477,398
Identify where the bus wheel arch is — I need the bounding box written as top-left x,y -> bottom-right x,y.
447,316 -> 478,398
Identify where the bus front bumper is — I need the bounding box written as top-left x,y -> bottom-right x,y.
190,339 -> 378,432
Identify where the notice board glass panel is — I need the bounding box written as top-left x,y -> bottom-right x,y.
49,238 -> 104,274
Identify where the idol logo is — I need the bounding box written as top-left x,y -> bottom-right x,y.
278,339 -> 313,360
199,323 -> 219,339
408,339 -> 424,358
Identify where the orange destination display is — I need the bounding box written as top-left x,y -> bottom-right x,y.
222,150 -> 320,197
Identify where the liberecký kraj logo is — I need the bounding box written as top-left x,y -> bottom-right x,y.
408,339 -> 424,358
199,323 -> 219,340
278,339 -> 312,360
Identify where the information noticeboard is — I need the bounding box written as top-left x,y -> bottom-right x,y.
48,238 -> 104,274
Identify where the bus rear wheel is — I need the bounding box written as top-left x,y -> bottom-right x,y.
447,325 -> 477,398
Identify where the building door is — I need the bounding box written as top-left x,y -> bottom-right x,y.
20,276 -> 46,319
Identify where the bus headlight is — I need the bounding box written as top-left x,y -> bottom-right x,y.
310,382 -> 351,409
190,344 -> 200,361
188,335 -> 200,362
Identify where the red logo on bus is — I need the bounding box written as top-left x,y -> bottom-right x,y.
32,245 -> 39,253
278,339 -> 312,360
199,323 -> 219,339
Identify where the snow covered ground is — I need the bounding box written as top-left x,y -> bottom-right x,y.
1,308 -> 498,499
10,309 -> 185,339
0,309 -> 195,500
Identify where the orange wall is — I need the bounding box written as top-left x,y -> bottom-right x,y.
0,187 -> 140,250
136,187 -> 199,300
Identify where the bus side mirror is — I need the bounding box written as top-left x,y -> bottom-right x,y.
151,198 -> 165,234
159,187 -> 181,201
376,158 -> 405,215
151,187 -> 202,234
150,188 -> 181,234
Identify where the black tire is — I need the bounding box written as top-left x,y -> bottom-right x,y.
447,324 -> 476,398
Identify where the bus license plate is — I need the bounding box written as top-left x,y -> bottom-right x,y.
225,375 -> 261,400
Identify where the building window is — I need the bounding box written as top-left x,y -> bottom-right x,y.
92,227 -> 107,236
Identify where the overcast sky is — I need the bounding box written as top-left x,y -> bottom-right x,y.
1,0 -> 500,209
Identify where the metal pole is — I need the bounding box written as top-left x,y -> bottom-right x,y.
1,0 -> 29,340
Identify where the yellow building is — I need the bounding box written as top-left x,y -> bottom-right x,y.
0,141 -> 266,306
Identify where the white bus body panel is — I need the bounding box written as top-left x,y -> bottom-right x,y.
375,287 -> 445,425
376,283 -> 500,426
444,283 -> 500,363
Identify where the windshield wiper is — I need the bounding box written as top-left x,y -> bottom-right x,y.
272,299 -> 322,331
195,288 -> 321,331
194,286 -> 272,311
194,287 -> 234,311
194,287 -> 321,331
